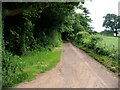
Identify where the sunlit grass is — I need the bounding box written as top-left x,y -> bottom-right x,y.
21,50 -> 61,80
3,48 -> 62,88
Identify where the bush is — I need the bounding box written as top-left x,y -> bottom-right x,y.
76,31 -> 90,44
89,35 -> 102,49
2,47 -> 62,88
2,51 -> 27,87
95,46 -> 109,55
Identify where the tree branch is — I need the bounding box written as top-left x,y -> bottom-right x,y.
3,8 -> 22,17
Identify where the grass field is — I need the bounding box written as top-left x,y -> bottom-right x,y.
97,36 -> 118,52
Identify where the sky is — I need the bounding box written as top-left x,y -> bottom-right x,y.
76,0 -> 119,32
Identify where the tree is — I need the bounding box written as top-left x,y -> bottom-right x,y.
3,2 -> 81,55
103,13 -> 119,36
100,30 -> 113,36
2,2 -> 92,55
117,16 -> 120,29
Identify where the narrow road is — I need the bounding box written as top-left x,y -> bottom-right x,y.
16,43 -> 118,88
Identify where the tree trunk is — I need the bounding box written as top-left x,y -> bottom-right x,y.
115,29 -> 118,36
116,32 -> 117,36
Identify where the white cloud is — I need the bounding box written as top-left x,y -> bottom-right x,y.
83,0 -> 119,32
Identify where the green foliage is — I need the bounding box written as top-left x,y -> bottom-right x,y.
59,11 -> 91,41
2,2 -> 119,88
88,35 -> 102,49
75,31 -> 90,43
4,2 -> 75,55
73,42 -> 119,73
103,13 -> 119,36
2,49 -> 61,88
78,34 -> 118,57
103,14 -> 117,30
100,30 -> 114,36
2,51 -> 26,87
97,36 -> 119,59
3,2 -> 83,88
73,34 -> 119,73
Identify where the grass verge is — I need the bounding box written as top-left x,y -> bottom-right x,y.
72,42 -> 119,75
22,49 -> 62,81
3,47 -> 62,88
